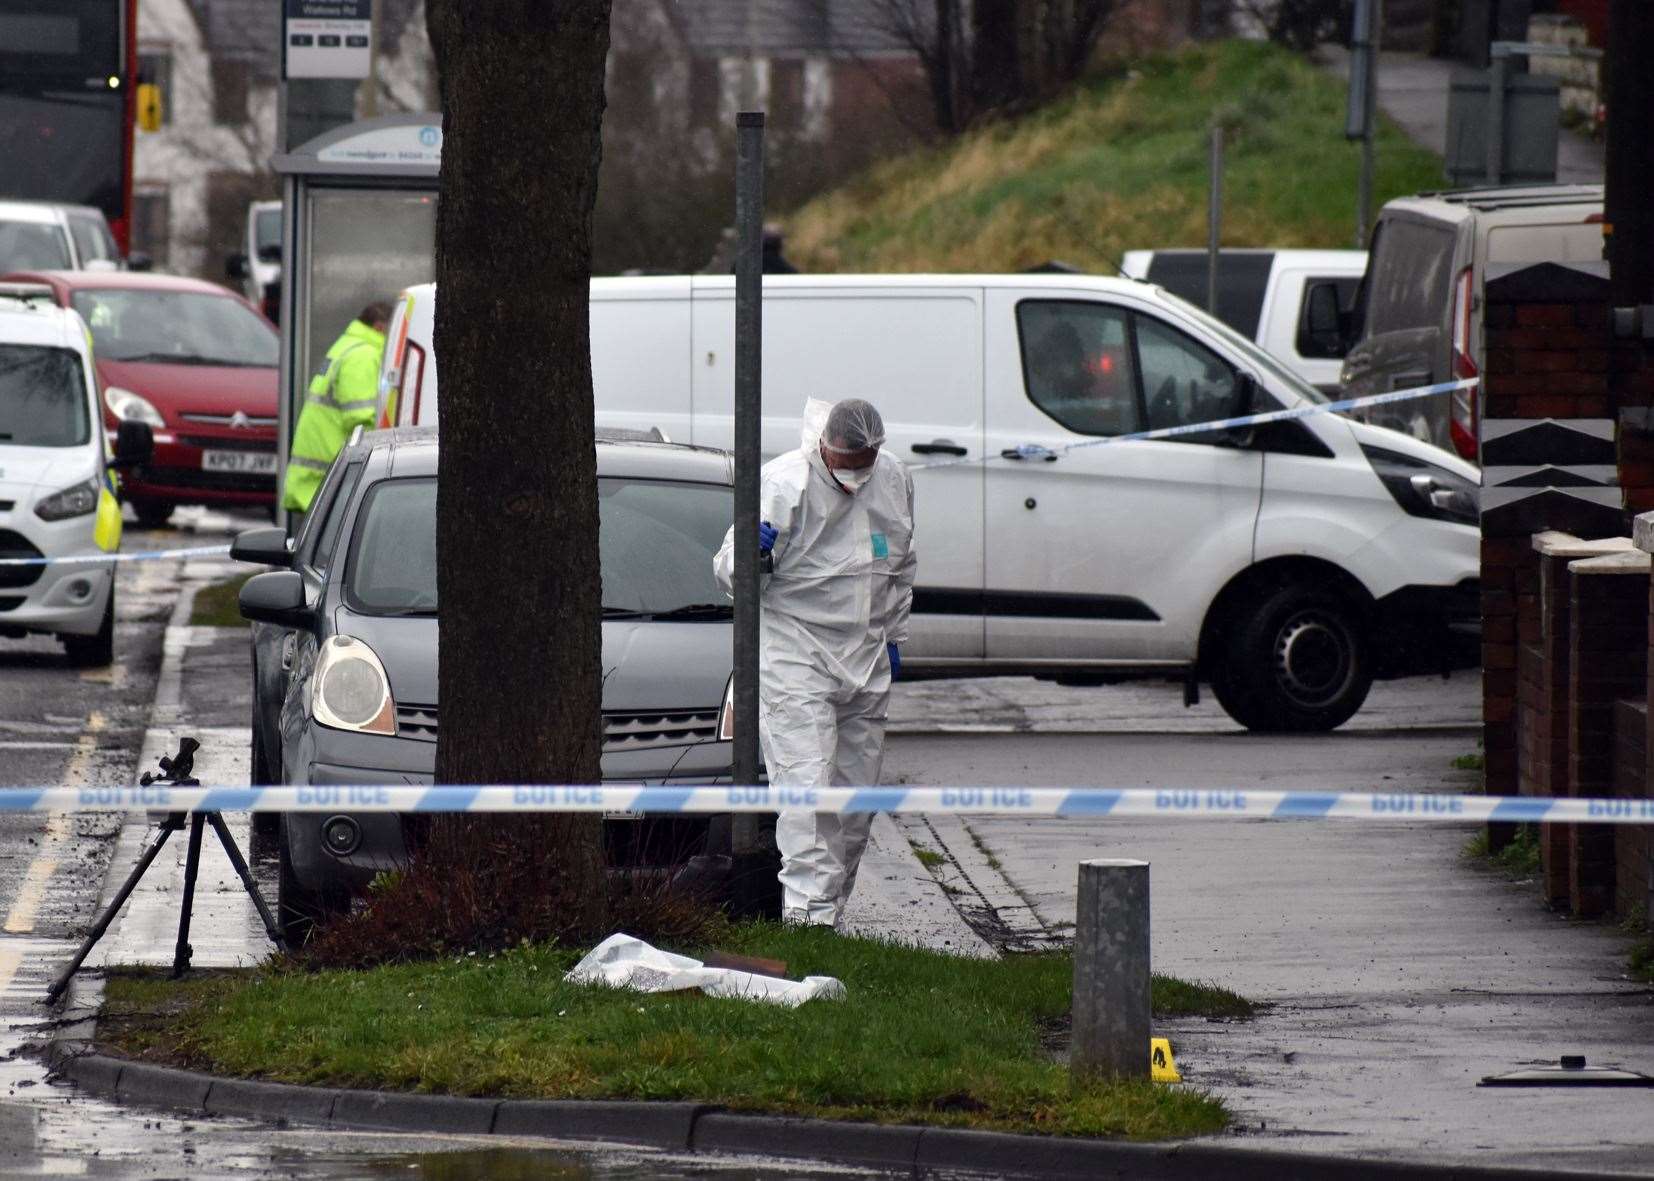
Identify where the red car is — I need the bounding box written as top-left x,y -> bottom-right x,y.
3,270 -> 278,527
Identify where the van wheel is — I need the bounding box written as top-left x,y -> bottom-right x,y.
277,828 -> 345,949
1211,583 -> 1371,733
62,587 -> 115,669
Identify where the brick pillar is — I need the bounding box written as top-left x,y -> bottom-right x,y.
1524,534 -> 1635,906
1481,261 -> 1626,851
1566,551 -> 1651,918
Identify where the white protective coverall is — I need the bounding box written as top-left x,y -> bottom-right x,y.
714,401 -> 917,926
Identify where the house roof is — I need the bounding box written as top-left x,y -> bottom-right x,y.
667,0 -> 911,57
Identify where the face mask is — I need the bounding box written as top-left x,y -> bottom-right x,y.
831,465 -> 874,493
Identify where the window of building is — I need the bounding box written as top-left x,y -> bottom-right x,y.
212,58 -> 250,125
132,189 -> 170,270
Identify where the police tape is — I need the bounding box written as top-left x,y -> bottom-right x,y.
10,784 -> 1654,824
908,377 -> 1477,471
0,543 -> 232,568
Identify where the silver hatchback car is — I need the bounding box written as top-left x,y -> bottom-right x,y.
234,427 -> 771,941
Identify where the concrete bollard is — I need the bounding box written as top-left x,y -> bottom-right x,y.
1071,858 -> 1150,1081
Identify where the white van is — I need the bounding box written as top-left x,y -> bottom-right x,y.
226,199 -> 282,319
0,283 -> 152,666
1118,248 -> 1367,394
375,275 -> 1480,732
1325,184 -> 1604,461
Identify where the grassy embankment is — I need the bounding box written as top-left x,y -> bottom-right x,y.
189,574 -> 253,627
102,924 -> 1254,1139
787,40 -> 1444,274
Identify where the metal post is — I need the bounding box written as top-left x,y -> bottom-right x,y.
1071,859 -> 1150,1080
732,111 -> 765,796
363,0 -> 381,118
1206,124 -> 1223,316
1353,0 -> 1382,246
1486,51 -> 1508,185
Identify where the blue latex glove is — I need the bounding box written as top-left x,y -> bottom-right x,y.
887,642 -> 901,680
758,520 -> 778,554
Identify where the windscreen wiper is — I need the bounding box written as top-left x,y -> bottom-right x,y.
649,603 -> 733,620
601,606 -> 653,620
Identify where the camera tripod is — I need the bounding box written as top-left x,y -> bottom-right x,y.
46,737 -> 285,1004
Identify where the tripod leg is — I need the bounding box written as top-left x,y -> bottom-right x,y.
46,814 -> 183,1004
171,812 -> 206,979
205,812 -> 285,951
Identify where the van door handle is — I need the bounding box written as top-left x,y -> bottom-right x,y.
911,440 -> 967,456
1001,445 -> 1058,462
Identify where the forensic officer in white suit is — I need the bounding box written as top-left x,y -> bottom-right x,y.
715,398 -> 917,927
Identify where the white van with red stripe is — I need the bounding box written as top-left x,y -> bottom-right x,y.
374,275 -> 1480,733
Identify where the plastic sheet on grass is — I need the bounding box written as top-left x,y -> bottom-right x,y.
565,933 -> 846,1007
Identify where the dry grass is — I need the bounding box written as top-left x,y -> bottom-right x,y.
786,41 -> 1445,275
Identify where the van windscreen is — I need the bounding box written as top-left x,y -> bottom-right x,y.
1363,220 -> 1455,336
0,345 -> 89,447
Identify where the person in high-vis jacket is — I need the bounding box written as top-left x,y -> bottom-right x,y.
282,302 -> 391,523
714,398 -> 917,928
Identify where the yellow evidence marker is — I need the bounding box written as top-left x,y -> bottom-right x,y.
1150,1037 -> 1181,1083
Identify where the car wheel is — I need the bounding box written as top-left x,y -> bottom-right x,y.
62,585 -> 115,669
277,828 -> 345,948
1211,583 -> 1371,733
250,696 -> 280,842
132,499 -> 174,529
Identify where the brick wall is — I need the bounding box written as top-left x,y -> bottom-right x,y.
1612,695 -> 1649,921
1566,553 -> 1650,918
1519,535 -> 1634,904
1481,261 -> 1625,853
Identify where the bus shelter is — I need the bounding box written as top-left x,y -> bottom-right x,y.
271,114 -> 441,522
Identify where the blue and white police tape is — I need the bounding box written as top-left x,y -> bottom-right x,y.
14,784 -> 1654,824
0,543 -> 232,568
908,377 -> 1477,471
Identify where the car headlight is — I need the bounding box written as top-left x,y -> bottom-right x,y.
1362,445 -> 1479,527
104,386 -> 165,428
717,674 -> 735,741
311,635 -> 396,735
35,477 -> 101,522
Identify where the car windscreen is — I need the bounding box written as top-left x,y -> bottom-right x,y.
345,475 -> 734,618
70,288 -> 277,367
0,218 -> 72,271
1149,288 -> 1329,406
0,345 -> 89,446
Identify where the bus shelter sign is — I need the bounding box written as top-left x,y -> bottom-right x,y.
284,0 -> 372,80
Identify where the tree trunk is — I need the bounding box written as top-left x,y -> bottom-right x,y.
422,0 -> 612,945
970,0 -> 1022,115
932,0 -> 960,133
1604,0 -> 1654,308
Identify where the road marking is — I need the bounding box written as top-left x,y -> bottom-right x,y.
0,741 -> 76,751
0,711 -> 107,958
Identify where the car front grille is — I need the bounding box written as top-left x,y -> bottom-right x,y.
392,704 -> 722,750
179,412 -> 278,428
0,530 -> 43,589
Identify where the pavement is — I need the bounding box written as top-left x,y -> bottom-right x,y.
887,733 -> 1654,1177
1316,48 -> 1605,185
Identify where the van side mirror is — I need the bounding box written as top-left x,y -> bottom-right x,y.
239,570 -> 311,628
1301,282 -> 1350,359
226,253 -> 250,281
230,525 -> 293,568
109,419 -> 153,469
1220,375 -> 1258,448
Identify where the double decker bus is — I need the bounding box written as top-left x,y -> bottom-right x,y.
0,0 -> 138,252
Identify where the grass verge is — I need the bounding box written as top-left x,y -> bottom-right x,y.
100,924 -> 1246,1139
788,40 -> 1444,273
1462,824 -> 1541,878
189,574 -> 253,628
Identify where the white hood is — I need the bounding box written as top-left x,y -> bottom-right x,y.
1340,416 -> 1481,482
0,445 -> 95,500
